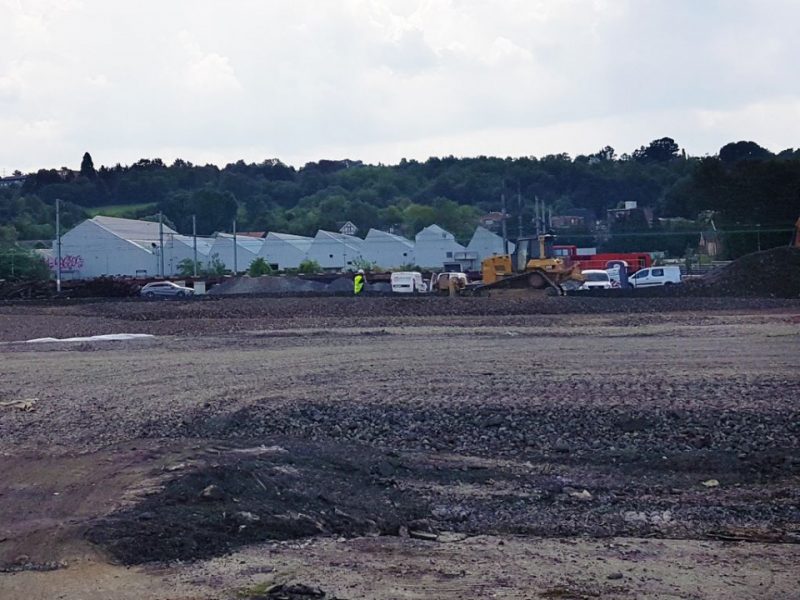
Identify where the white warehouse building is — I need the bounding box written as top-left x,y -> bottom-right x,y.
257,232 -> 313,270
361,229 -> 415,269
413,224 -> 466,269
53,216 -> 500,279
208,233 -> 264,273
54,216 -> 214,279
466,226 -> 514,261
306,230 -> 364,270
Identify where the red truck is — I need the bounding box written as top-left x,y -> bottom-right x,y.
552,245 -> 652,274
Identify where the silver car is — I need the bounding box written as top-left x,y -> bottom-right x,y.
140,281 -> 194,298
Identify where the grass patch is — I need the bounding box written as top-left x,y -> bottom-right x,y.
87,203 -> 157,218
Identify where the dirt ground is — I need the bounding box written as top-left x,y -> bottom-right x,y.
0,296 -> 798,599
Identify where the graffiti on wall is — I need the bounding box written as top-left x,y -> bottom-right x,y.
47,255 -> 84,272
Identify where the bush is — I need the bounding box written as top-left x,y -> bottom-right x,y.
207,253 -> 227,276
248,257 -> 272,276
298,259 -> 322,274
176,258 -> 203,277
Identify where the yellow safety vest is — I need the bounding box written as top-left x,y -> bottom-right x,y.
354,274 -> 364,294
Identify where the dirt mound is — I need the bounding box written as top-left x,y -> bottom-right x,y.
696,246 -> 800,297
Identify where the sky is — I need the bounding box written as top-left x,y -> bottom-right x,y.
1,0 -> 799,174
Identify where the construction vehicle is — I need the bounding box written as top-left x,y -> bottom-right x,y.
431,272 -> 469,294
474,234 -> 584,295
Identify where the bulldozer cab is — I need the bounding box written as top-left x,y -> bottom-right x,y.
512,234 -> 555,272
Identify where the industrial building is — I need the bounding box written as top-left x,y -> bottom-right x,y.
257,232 -> 313,270
51,216 -> 520,279
362,229 -> 415,269
414,224 -> 466,269
55,216 -> 216,279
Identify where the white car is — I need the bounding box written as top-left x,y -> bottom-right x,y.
579,269 -> 613,290
140,281 -> 195,298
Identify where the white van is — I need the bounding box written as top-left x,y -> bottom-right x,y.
628,266 -> 681,288
390,271 -> 427,294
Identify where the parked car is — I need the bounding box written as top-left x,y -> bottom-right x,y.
390,271 -> 427,294
628,266 -> 682,288
140,281 -> 194,298
579,269 -> 613,290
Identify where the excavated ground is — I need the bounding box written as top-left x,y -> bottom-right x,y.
0,295 -> 798,598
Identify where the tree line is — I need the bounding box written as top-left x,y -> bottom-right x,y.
2,138 -> 798,261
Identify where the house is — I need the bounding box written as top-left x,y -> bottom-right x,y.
478,212 -> 507,232
337,221 -> 359,236
606,201 -> 654,226
257,232 -> 313,270
551,209 -> 595,230
414,224 -> 465,269
238,231 -> 267,239
0,175 -> 26,187
361,229 -> 414,268
306,230 -> 364,270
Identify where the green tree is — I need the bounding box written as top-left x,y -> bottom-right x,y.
632,137 -> 680,163
80,152 -> 97,179
0,246 -> 50,281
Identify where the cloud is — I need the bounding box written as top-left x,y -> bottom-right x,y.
0,0 -> 798,173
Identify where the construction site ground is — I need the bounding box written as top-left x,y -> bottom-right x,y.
0,296 -> 798,599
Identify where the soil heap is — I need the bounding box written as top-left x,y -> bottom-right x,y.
696,246 -> 800,298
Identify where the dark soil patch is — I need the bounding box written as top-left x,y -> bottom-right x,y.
86,440 -> 430,564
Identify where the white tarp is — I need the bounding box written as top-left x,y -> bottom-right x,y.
26,333 -> 155,343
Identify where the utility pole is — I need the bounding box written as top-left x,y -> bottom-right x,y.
158,211 -> 165,277
534,196 -> 540,236
232,219 -> 238,274
55,198 -> 62,293
501,192 -> 509,255
756,223 -> 761,252
192,215 -> 198,277
517,181 -> 523,241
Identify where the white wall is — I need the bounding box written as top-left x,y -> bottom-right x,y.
57,219 -> 157,278
362,229 -> 414,269
163,235 -> 214,275
209,235 -> 262,273
307,231 -> 363,270
466,226 -> 514,262
414,225 -> 465,269
258,233 -> 312,269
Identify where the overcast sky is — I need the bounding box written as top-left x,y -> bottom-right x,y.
1,0 -> 799,174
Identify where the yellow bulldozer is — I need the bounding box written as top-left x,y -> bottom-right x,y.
475,234 -> 584,295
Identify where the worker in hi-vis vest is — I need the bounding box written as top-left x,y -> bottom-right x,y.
353,269 -> 366,295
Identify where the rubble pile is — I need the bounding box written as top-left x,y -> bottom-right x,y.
697,246 -> 800,298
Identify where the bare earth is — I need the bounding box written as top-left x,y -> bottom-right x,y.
0,296 -> 798,599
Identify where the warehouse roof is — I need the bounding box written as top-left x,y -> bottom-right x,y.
92,215 -> 177,241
